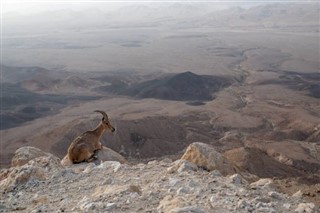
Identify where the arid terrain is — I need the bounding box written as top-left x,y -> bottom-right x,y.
1,2 -> 320,210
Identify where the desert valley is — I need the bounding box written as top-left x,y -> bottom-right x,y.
0,2 -> 320,212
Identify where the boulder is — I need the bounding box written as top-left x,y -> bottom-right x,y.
61,146 -> 128,166
11,146 -> 54,167
1,155 -> 63,192
0,165 -> 46,192
167,160 -> 198,174
180,142 -> 237,176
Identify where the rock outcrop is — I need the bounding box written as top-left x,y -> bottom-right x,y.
1,155 -> 62,192
0,145 -> 319,212
11,146 -> 55,167
61,146 -> 128,166
1,156 -> 318,212
180,142 -> 237,175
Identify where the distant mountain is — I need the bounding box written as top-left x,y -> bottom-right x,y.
4,3 -> 318,33
203,3 -> 319,28
1,65 -> 50,84
0,65 -> 101,130
0,83 -> 99,130
99,71 -> 231,101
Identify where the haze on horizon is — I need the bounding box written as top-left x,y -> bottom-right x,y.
1,0 -> 278,15
1,1 -> 319,73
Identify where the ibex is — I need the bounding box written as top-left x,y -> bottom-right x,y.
67,110 -> 115,163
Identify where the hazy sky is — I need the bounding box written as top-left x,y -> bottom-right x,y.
2,0 -> 308,15
2,0 -> 317,19
2,1 -> 130,14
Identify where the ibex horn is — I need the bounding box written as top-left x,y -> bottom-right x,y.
94,110 -> 109,120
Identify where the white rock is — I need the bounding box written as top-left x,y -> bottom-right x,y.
11,146 -> 54,167
97,161 -> 121,172
169,178 -> 182,187
176,187 -> 189,195
187,180 -> 200,188
167,188 -> 175,193
256,202 -> 264,208
82,163 -> 96,174
148,160 -> 158,165
161,158 -> 173,164
209,195 -> 217,207
0,165 -> 47,192
177,161 -> 198,173
210,170 -> 222,177
137,163 -> 146,169
283,203 -> 291,209
237,199 -> 249,209
258,207 -> 276,212
170,206 -> 205,213
80,202 -> 97,211
228,174 -> 245,185
292,190 -> 303,198
181,142 -> 237,175
268,191 -> 282,200
106,203 -> 116,211
295,203 -> 316,213
250,178 -> 275,190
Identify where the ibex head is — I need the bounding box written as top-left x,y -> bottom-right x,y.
94,110 -> 115,132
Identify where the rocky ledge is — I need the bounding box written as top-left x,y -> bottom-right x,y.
0,143 -> 318,213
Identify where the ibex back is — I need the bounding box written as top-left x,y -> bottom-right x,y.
67,110 -> 115,163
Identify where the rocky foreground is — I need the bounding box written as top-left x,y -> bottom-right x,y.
0,143 -> 318,213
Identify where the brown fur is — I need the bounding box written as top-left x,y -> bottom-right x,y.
67,111 -> 115,164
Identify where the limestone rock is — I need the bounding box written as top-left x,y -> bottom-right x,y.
11,146 -> 54,167
295,203 -> 316,213
167,160 -> 198,174
28,155 -> 63,172
61,146 -> 127,166
250,178 -> 275,190
1,155 -> 62,192
228,173 -> 247,185
181,142 -> 237,175
96,146 -> 128,164
292,190 -> 303,198
0,165 -> 47,192
96,161 -> 122,172
170,206 -> 205,213
268,191 -> 282,200
157,195 -> 188,213
1,145 -> 318,213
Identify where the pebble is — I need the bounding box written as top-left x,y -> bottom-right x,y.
176,187 -> 189,195
237,199 -> 249,209
106,203 -> 116,211
210,170 -> 222,177
228,174 -> 243,185
283,203 -> 291,209
268,191 -> 282,200
170,206 -> 205,213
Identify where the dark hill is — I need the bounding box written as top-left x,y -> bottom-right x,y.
0,83 -> 99,130
1,65 -> 50,83
100,71 -> 231,101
